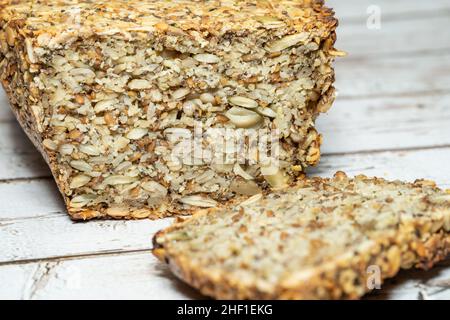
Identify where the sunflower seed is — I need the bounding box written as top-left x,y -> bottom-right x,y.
200,92 -> 216,104
239,193 -> 263,206
106,206 -> 129,218
59,144 -> 74,155
70,68 -> 95,79
231,179 -> 262,196
428,194 -> 450,204
262,166 -> 289,189
114,137 -> 130,150
254,16 -> 286,29
25,38 -> 37,63
225,107 -> 263,128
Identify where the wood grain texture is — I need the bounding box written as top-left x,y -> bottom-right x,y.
318,93 -> 450,154
0,252 -> 449,300
1,92 -> 450,180
0,212 -> 171,263
2,54 -> 450,180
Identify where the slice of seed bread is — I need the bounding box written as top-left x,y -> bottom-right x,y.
153,172 -> 450,300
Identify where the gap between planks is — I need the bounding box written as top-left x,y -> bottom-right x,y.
328,0 -> 450,22
0,248 -> 152,267
0,245 -> 449,300
1,0 -> 450,300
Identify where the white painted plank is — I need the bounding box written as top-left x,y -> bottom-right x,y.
2,54 -> 450,123
328,0 -> 450,21
0,120 -> 38,151
318,93 -> 450,154
0,249 -> 448,300
2,42 -> 450,128
0,0 -> 449,301
367,258 -> 450,300
1,146 -> 449,222
337,15 -> 450,58
337,53 -> 450,98
0,252 -> 204,300
0,147 -> 449,263
1,91 -> 450,180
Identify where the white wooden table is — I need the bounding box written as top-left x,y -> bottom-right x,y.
1,0 -> 450,300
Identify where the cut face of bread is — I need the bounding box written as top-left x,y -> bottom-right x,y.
153,172 -> 450,300
0,0 -> 339,219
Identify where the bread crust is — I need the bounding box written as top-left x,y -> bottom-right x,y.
153,173 -> 450,299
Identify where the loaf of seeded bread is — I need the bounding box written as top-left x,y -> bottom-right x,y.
0,0 -> 340,219
153,172 -> 450,300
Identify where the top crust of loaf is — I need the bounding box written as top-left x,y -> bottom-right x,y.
0,0 -> 337,47
153,172 -> 450,299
